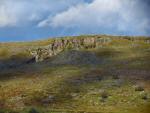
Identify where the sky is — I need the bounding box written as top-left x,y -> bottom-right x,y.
0,0 -> 150,42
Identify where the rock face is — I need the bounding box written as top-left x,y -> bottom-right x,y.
29,36 -> 112,62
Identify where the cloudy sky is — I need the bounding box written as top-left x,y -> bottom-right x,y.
0,0 -> 150,41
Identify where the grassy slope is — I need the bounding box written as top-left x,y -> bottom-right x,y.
0,35 -> 150,113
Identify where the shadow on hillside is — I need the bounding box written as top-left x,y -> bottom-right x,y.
0,55 -> 35,79
95,47 -> 122,58
0,50 -> 104,80
1,47 -> 150,80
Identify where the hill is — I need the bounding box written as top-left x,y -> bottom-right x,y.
0,35 -> 150,113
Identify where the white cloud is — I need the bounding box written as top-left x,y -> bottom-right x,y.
0,0 -> 87,27
39,0 -> 150,35
0,0 -> 149,36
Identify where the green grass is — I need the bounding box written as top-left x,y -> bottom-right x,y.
0,35 -> 150,113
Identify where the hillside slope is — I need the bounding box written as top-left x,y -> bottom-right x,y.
0,35 -> 150,113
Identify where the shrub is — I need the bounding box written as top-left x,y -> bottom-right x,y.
28,108 -> 39,113
135,85 -> 144,91
141,95 -> 148,100
140,92 -> 148,100
100,90 -> 109,102
101,91 -> 108,99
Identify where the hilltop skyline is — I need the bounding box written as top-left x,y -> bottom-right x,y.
0,0 -> 150,42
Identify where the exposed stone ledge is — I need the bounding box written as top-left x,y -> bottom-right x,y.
29,36 -> 112,62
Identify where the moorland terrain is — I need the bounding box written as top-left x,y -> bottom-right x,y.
0,35 -> 150,113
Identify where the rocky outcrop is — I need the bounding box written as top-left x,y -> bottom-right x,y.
29,36 -> 112,62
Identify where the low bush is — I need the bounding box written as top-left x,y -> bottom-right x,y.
100,90 -> 109,101
28,108 -> 40,113
135,85 -> 144,91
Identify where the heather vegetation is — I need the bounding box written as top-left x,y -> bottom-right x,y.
0,35 -> 150,113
